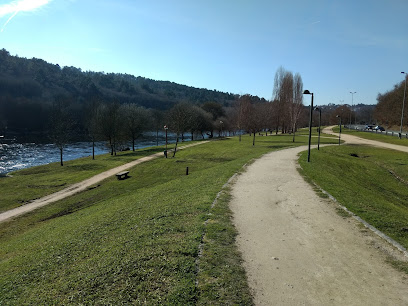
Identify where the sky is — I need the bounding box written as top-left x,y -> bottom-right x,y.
0,0 -> 407,106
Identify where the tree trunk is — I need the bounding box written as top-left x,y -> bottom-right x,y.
60,147 -> 63,166
132,138 -> 135,151
253,132 -> 256,146
92,140 -> 95,160
114,136 -> 117,156
156,129 -> 159,146
173,136 -> 179,157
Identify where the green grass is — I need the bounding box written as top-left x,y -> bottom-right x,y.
0,145 -> 170,213
296,126 -> 337,138
0,134 -> 339,304
299,144 -> 408,273
333,126 -> 408,146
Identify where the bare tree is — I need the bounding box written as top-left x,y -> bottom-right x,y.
236,95 -> 253,141
98,101 -> 123,156
273,66 -> 288,134
84,97 -> 101,160
201,101 -> 225,138
120,104 -> 150,151
331,105 -> 352,125
189,106 -> 213,140
151,109 -> 165,146
249,103 -> 268,146
168,102 -> 193,157
49,96 -> 74,166
290,73 -> 303,142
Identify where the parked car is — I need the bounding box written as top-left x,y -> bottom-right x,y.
365,125 -> 374,130
374,125 -> 385,131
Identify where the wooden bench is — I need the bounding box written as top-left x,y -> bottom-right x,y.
116,171 -> 129,180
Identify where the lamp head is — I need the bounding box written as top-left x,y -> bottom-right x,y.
303,90 -> 311,95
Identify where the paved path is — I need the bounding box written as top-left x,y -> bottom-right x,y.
323,125 -> 408,152
0,141 -> 207,223
230,128 -> 408,305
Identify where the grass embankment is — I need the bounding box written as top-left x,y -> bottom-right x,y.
276,127 -> 337,139
333,126 -> 408,147
0,146 -> 168,213
0,134 -> 339,304
299,144 -> 408,273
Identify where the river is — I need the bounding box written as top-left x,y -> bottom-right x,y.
0,132 -> 194,175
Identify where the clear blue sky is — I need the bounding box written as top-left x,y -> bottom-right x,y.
1,0 -> 407,106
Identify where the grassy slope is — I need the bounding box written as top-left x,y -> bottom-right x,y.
334,127 -> 408,146
299,144 -> 408,273
0,134 -> 339,304
0,146 -> 167,213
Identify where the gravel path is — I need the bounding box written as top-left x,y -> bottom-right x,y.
0,141 -> 207,223
230,128 -> 408,305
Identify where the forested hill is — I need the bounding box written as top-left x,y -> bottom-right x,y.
0,48 -> 248,135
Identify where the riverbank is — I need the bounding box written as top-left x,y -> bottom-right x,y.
0,141 -> 207,222
0,133 -> 339,304
0,131 -> 186,175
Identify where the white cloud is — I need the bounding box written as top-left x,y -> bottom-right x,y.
0,0 -> 52,32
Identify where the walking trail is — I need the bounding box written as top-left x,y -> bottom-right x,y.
230,126 -> 408,305
0,141 -> 207,223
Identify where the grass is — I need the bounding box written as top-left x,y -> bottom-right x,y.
0,145 -> 167,213
0,133 -> 340,304
296,126 -> 337,138
298,144 -> 408,273
333,126 -> 408,146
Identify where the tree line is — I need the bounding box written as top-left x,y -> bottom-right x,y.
0,48 -> 252,136
49,66 -> 313,165
374,74 -> 408,127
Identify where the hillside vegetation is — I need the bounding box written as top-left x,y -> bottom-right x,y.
0,48 -> 258,136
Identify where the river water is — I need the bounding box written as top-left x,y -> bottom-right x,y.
0,132 -> 193,175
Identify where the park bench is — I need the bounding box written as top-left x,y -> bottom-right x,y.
116,171 -> 129,180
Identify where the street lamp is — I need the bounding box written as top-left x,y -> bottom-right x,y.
303,90 -> 314,162
164,125 -> 168,158
336,115 -> 342,145
314,107 -> 321,150
399,72 -> 407,139
350,91 -> 356,128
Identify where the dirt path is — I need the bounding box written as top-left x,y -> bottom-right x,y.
0,141 -> 207,223
230,129 -> 408,305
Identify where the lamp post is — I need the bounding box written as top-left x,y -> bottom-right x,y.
303,90 -> 314,162
350,91 -> 356,128
314,107 -> 321,150
164,125 -> 168,158
399,72 -> 407,139
336,115 -> 342,145
220,120 -> 223,137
